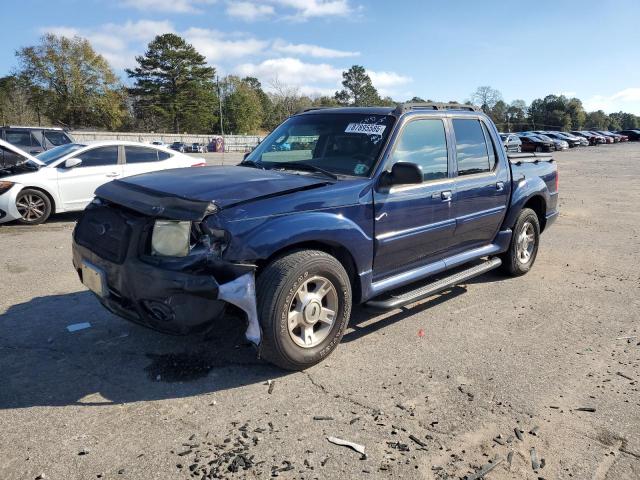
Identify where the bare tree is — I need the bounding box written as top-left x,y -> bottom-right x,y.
470,86 -> 503,113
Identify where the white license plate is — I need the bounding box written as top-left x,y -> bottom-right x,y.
81,261 -> 108,298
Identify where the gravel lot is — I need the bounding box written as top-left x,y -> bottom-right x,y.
1,144 -> 639,480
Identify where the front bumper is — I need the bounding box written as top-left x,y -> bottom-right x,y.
71,207 -> 260,344
0,184 -> 24,224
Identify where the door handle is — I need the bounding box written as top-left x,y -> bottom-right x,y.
106,172 -> 119,178
441,190 -> 452,201
496,181 -> 505,191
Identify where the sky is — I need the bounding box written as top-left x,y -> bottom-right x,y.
2,0 -> 640,114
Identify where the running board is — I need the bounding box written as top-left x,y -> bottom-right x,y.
365,257 -> 502,310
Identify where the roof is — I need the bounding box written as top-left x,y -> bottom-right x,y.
297,102 -> 481,117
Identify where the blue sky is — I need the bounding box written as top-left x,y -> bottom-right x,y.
3,0 -> 640,114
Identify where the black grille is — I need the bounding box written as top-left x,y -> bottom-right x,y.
75,206 -> 132,264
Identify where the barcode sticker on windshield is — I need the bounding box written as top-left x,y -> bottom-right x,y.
345,123 -> 386,135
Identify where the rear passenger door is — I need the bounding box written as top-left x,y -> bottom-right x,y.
4,129 -> 43,155
373,117 -> 456,279
122,146 -> 168,177
450,118 -> 510,253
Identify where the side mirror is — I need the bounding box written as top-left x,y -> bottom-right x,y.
386,162 -> 423,186
64,158 -> 82,169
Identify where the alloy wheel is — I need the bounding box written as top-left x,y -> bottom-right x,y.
287,275 -> 338,348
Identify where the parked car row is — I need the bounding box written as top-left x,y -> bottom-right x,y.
499,128 -> 640,152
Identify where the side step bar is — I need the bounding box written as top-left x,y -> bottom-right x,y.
365,257 -> 502,310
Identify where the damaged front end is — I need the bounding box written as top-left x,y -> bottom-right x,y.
71,194 -> 261,346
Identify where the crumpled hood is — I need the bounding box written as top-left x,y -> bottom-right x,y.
95,165 -> 332,221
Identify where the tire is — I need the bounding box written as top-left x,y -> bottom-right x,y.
257,249 -> 352,370
500,208 -> 540,276
15,189 -> 52,225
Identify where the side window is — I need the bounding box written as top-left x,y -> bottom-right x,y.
158,150 -> 172,161
452,119 -> 491,176
0,145 -> 27,168
76,146 -> 119,167
481,122 -> 497,171
44,131 -> 72,147
5,130 -> 32,149
125,146 -> 159,163
388,118 -> 448,181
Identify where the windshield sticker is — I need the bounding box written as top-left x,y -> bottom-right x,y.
354,163 -> 368,175
345,123 -> 387,136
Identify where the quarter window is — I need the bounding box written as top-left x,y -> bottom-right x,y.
125,146 -> 159,163
5,130 -> 32,149
76,146 -> 118,167
389,119 -> 448,181
452,119 -> 491,176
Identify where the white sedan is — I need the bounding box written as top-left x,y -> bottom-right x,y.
0,140 -> 205,225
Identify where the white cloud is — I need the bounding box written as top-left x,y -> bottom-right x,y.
184,28 -> 268,62
269,0 -> 354,20
119,0 -> 216,14
583,88 -> 640,114
226,1 -> 275,21
42,20 -> 173,69
367,70 -> 412,97
272,39 -> 358,58
236,57 -> 343,87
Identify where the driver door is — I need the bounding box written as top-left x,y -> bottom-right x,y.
373,117 -> 456,279
57,146 -> 123,211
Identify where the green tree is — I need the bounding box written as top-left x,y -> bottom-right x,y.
609,111 -> 638,129
127,33 -> 217,133
222,76 -> 264,134
584,110 -> 609,130
16,34 -> 127,129
506,100 -> 528,132
335,65 -> 381,106
489,100 -> 508,130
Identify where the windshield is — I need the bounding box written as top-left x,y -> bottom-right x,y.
36,143 -> 86,165
245,113 -> 396,177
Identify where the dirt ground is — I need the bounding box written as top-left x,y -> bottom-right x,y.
1,144 -> 638,480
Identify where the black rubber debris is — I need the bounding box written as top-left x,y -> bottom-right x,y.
465,455 -> 503,480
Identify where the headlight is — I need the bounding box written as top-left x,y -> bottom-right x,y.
151,220 -> 191,257
0,181 -> 15,195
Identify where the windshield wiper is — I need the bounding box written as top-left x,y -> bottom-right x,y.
239,159 -> 265,169
267,162 -> 338,180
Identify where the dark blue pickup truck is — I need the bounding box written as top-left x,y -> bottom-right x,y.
72,103 -> 558,370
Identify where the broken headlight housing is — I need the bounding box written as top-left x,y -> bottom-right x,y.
151,220 -> 191,257
151,220 -> 228,258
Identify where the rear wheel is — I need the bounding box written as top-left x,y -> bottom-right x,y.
500,208 -> 540,276
15,189 -> 52,225
257,250 -> 352,370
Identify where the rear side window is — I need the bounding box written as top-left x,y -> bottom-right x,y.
158,151 -> 172,160
125,146 -> 159,163
77,146 -> 118,167
480,122 -> 497,171
452,119 -> 491,176
5,130 -> 33,149
389,119 -> 448,181
44,131 -> 72,146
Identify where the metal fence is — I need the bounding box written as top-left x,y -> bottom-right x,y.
70,131 -> 263,152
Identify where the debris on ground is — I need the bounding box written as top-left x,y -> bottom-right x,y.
386,441 -> 410,452
616,371 -> 633,381
418,328 -> 425,338
408,434 -> 427,448
514,427 -> 524,441
267,380 -> 275,394
574,407 -> 596,412
327,436 -> 366,459
530,447 -> 540,470
66,322 -> 91,332
313,416 -> 334,421
507,451 -> 513,470
529,426 -> 540,436
465,455 -> 503,480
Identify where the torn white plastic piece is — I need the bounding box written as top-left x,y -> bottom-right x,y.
327,436 -> 366,456
217,272 -> 261,346
66,322 -> 91,332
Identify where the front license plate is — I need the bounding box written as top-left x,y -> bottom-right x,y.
81,261 -> 108,298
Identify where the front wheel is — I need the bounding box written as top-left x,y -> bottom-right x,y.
15,189 -> 52,225
257,250 -> 352,370
500,208 -> 540,276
